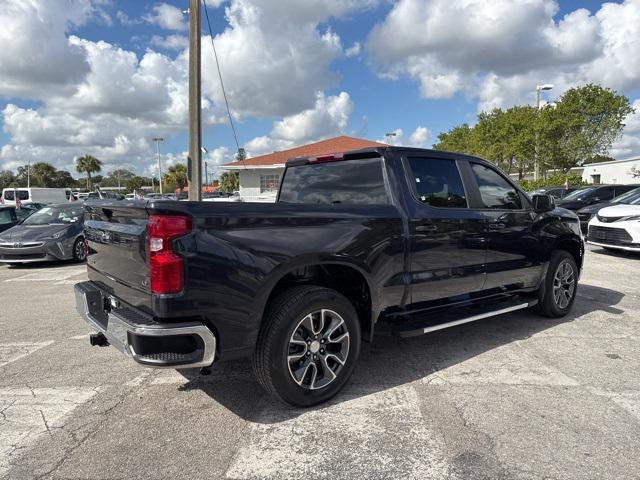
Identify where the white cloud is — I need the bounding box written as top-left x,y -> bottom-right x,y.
377,126 -> 431,147
345,42 -> 362,58
611,98 -> 640,159
244,92 -> 354,156
0,0 -> 93,99
150,34 -> 189,51
144,3 -> 187,31
409,126 -> 431,147
367,0 -> 640,112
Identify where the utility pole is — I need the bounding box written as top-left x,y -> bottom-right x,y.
188,0 -> 202,201
152,137 -> 164,194
534,84 -> 553,181
27,160 -> 31,188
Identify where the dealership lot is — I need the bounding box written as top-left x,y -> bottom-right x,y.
1,245 -> 639,480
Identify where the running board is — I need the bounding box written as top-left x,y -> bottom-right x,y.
380,298 -> 537,338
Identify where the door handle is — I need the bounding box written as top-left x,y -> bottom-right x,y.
487,222 -> 506,231
416,225 -> 438,233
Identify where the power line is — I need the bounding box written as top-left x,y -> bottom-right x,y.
201,0 -> 245,169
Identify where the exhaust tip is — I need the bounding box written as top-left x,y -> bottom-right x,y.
89,332 -> 110,347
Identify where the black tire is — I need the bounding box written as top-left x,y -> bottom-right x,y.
537,250 -> 578,318
72,237 -> 87,262
252,285 -> 361,407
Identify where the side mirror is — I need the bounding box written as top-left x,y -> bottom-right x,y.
532,194 -> 555,213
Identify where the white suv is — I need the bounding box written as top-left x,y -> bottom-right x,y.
587,203 -> 640,252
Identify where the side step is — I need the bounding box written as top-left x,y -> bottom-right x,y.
380,298 -> 538,338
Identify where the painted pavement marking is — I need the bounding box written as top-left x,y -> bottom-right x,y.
225,384 -> 451,480
0,342 -> 54,368
5,267 -> 86,283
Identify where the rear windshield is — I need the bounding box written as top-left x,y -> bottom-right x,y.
562,187 -> 595,201
279,158 -> 389,205
3,190 -> 29,201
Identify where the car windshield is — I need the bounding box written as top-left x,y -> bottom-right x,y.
612,187 -> 640,204
561,187 -> 595,201
21,205 -> 82,225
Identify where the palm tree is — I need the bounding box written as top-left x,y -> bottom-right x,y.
219,172 -> 239,193
75,155 -> 102,190
163,163 -> 188,194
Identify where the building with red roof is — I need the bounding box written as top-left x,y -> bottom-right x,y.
223,135 -> 387,201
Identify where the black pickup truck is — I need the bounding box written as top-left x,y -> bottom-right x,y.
75,147 -> 583,406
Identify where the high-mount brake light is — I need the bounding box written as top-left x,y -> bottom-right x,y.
147,214 -> 192,294
307,153 -> 344,164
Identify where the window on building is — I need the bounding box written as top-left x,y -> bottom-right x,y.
591,174 -> 601,184
471,163 -> 523,210
260,174 -> 280,193
407,157 -> 467,208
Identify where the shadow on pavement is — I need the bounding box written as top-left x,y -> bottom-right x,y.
587,245 -> 640,260
178,283 -> 624,423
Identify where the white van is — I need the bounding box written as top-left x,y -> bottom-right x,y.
1,188 -> 68,206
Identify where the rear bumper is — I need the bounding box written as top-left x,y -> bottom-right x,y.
74,281 -> 216,368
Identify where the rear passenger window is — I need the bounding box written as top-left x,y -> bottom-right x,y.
471,163 -> 522,210
407,157 -> 467,208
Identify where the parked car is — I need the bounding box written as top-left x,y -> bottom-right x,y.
202,191 -> 242,202
587,195 -> 640,252
87,191 -> 124,200
75,147 -> 583,407
557,184 -> 639,211
529,186 -> 577,199
576,187 -> 640,232
0,203 -> 86,263
1,188 -> 68,206
0,204 -> 44,233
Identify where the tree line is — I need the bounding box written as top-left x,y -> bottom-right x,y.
434,84 -> 634,187
0,155 -> 240,194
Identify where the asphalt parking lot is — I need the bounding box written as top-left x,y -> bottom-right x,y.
1,244 -> 639,480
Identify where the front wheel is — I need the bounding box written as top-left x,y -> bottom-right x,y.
252,286 -> 361,407
72,237 -> 87,262
537,250 -> 578,317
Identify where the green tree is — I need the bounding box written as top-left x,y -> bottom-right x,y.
29,162 -> 57,187
218,171 -> 239,193
163,163 -> 188,194
538,84 -> 633,172
75,155 -> 102,189
127,176 -> 145,192
0,170 -> 16,191
434,124 -> 474,154
50,170 -> 77,188
102,168 -> 135,189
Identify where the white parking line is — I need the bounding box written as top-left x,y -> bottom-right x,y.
0,387 -> 97,477
225,384 -> 451,480
0,342 -> 54,368
5,267 -> 86,283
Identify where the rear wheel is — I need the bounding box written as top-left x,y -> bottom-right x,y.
72,237 -> 86,262
252,286 -> 361,407
537,250 -> 578,318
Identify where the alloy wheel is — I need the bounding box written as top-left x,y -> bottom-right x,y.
552,260 -> 575,309
287,309 -> 350,390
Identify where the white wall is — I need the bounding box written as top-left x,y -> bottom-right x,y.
582,159 -> 640,184
238,168 -> 284,202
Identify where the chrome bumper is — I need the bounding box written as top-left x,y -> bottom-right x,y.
74,281 -> 216,368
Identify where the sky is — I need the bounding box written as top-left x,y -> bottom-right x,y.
1,0 -> 640,180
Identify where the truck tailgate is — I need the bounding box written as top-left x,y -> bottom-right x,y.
83,202 -> 150,304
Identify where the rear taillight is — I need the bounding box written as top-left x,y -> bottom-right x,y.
147,214 -> 192,294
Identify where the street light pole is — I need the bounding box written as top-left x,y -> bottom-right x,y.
152,137 -> 164,194
534,84 -> 553,181
188,0 -> 202,201
27,160 -> 30,188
